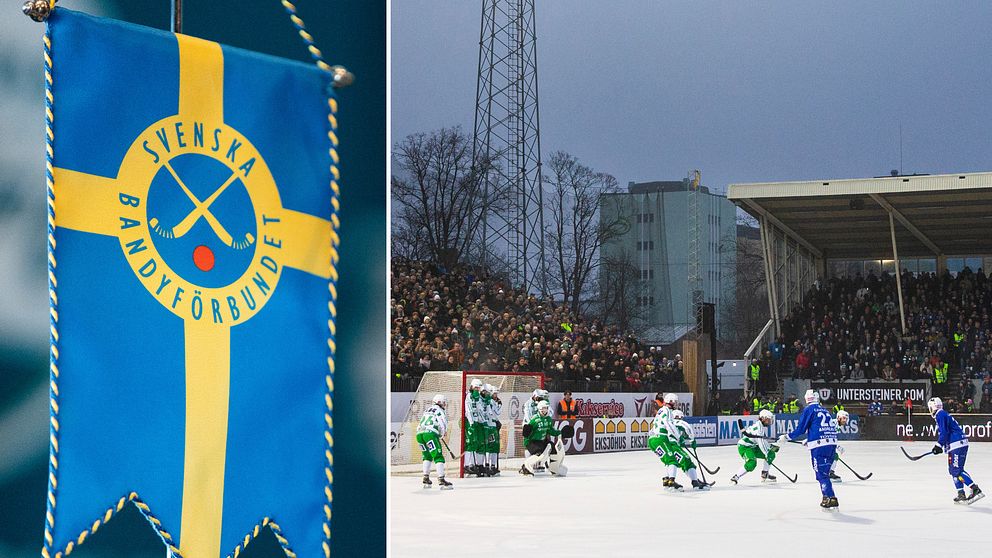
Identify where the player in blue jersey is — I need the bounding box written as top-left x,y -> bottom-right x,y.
928,397 -> 983,504
779,389 -> 839,510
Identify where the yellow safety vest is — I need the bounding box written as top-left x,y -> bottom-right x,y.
935,363 -> 948,383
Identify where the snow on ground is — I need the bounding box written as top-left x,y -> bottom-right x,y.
391,441 -> 992,558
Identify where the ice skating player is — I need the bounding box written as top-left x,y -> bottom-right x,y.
927,397 -> 984,504
464,379 -> 485,476
519,400 -> 561,475
828,410 -> 850,482
417,394 -> 453,490
730,409 -> 779,485
672,409 -> 709,490
781,389 -> 839,510
483,384 -> 502,476
647,393 -> 690,490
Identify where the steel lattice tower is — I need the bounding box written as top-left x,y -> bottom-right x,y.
473,0 -> 547,294
687,170 -> 703,331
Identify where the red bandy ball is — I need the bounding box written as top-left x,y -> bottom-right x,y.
193,245 -> 215,272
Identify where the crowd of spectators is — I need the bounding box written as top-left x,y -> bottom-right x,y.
752,268 -> 992,397
390,259 -> 687,393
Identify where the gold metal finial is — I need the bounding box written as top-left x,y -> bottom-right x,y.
330,66 -> 354,89
23,0 -> 55,22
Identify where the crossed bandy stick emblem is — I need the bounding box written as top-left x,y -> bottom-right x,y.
150,160 -> 256,250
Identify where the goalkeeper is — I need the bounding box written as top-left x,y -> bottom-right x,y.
519,401 -> 560,475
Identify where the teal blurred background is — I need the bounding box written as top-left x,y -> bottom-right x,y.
0,1 -> 385,556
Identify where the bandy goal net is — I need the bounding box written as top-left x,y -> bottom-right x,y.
392,371 -> 544,477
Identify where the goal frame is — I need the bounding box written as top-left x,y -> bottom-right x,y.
458,370 -> 544,478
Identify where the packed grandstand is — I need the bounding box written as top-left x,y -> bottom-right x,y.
391,258 -> 687,395
391,257 -> 992,415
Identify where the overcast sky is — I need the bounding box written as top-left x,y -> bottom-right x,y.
392,1 -> 992,194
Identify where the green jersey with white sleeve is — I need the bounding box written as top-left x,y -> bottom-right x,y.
650,406 -> 678,441
737,420 -> 771,454
673,419 -> 695,447
464,390 -> 484,425
417,404 -> 448,437
523,398 -> 540,422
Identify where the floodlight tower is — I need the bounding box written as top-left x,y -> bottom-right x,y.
687,169 -> 703,331
473,0 -> 547,295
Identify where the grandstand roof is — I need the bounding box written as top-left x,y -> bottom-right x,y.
727,171 -> 992,259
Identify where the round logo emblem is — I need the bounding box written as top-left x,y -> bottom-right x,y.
115,116 -> 283,325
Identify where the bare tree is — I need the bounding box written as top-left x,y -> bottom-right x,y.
718,217 -> 768,355
543,151 -> 628,314
391,127 -> 502,269
598,248 -> 646,333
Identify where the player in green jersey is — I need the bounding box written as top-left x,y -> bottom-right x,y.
464,379 -> 486,476
829,410 -> 849,482
416,394 -> 453,489
522,388 -> 549,467
730,409 -> 778,484
481,383 -> 502,476
672,409 -> 709,490
520,400 -> 562,475
647,393 -> 697,490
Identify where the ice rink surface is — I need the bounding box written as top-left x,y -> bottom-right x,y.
391,441 -> 992,557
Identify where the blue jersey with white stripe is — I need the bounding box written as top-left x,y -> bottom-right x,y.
934,408 -> 967,448
788,403 -> 837,448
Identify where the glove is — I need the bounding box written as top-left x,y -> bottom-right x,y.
836,445 -> 845,455
932,444 -> 943,455
690,440 -> 697,449
495,420 -> 502,430
777,434 -> 789,445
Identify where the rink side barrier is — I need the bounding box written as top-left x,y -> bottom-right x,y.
808,380 -> 931,406
391,414 -> 867,463
391,391 -> 694,422
861,414 -> 992,442
581,414 -> 862,454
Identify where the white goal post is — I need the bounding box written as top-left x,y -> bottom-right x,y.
391,371 -> 544,477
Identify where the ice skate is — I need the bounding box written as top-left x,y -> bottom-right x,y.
829,471 -> 843,482
519,465 -> 533,476
422,475 -> 432,489
691,479 -> 711,490
438,477 -> 453,490
761,471 -> 776,483
729,474 -> 739,485
969,485 -> 984,503
954,490 -> 969,504
669,479 -> 684,492
820,496 -> 839,511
